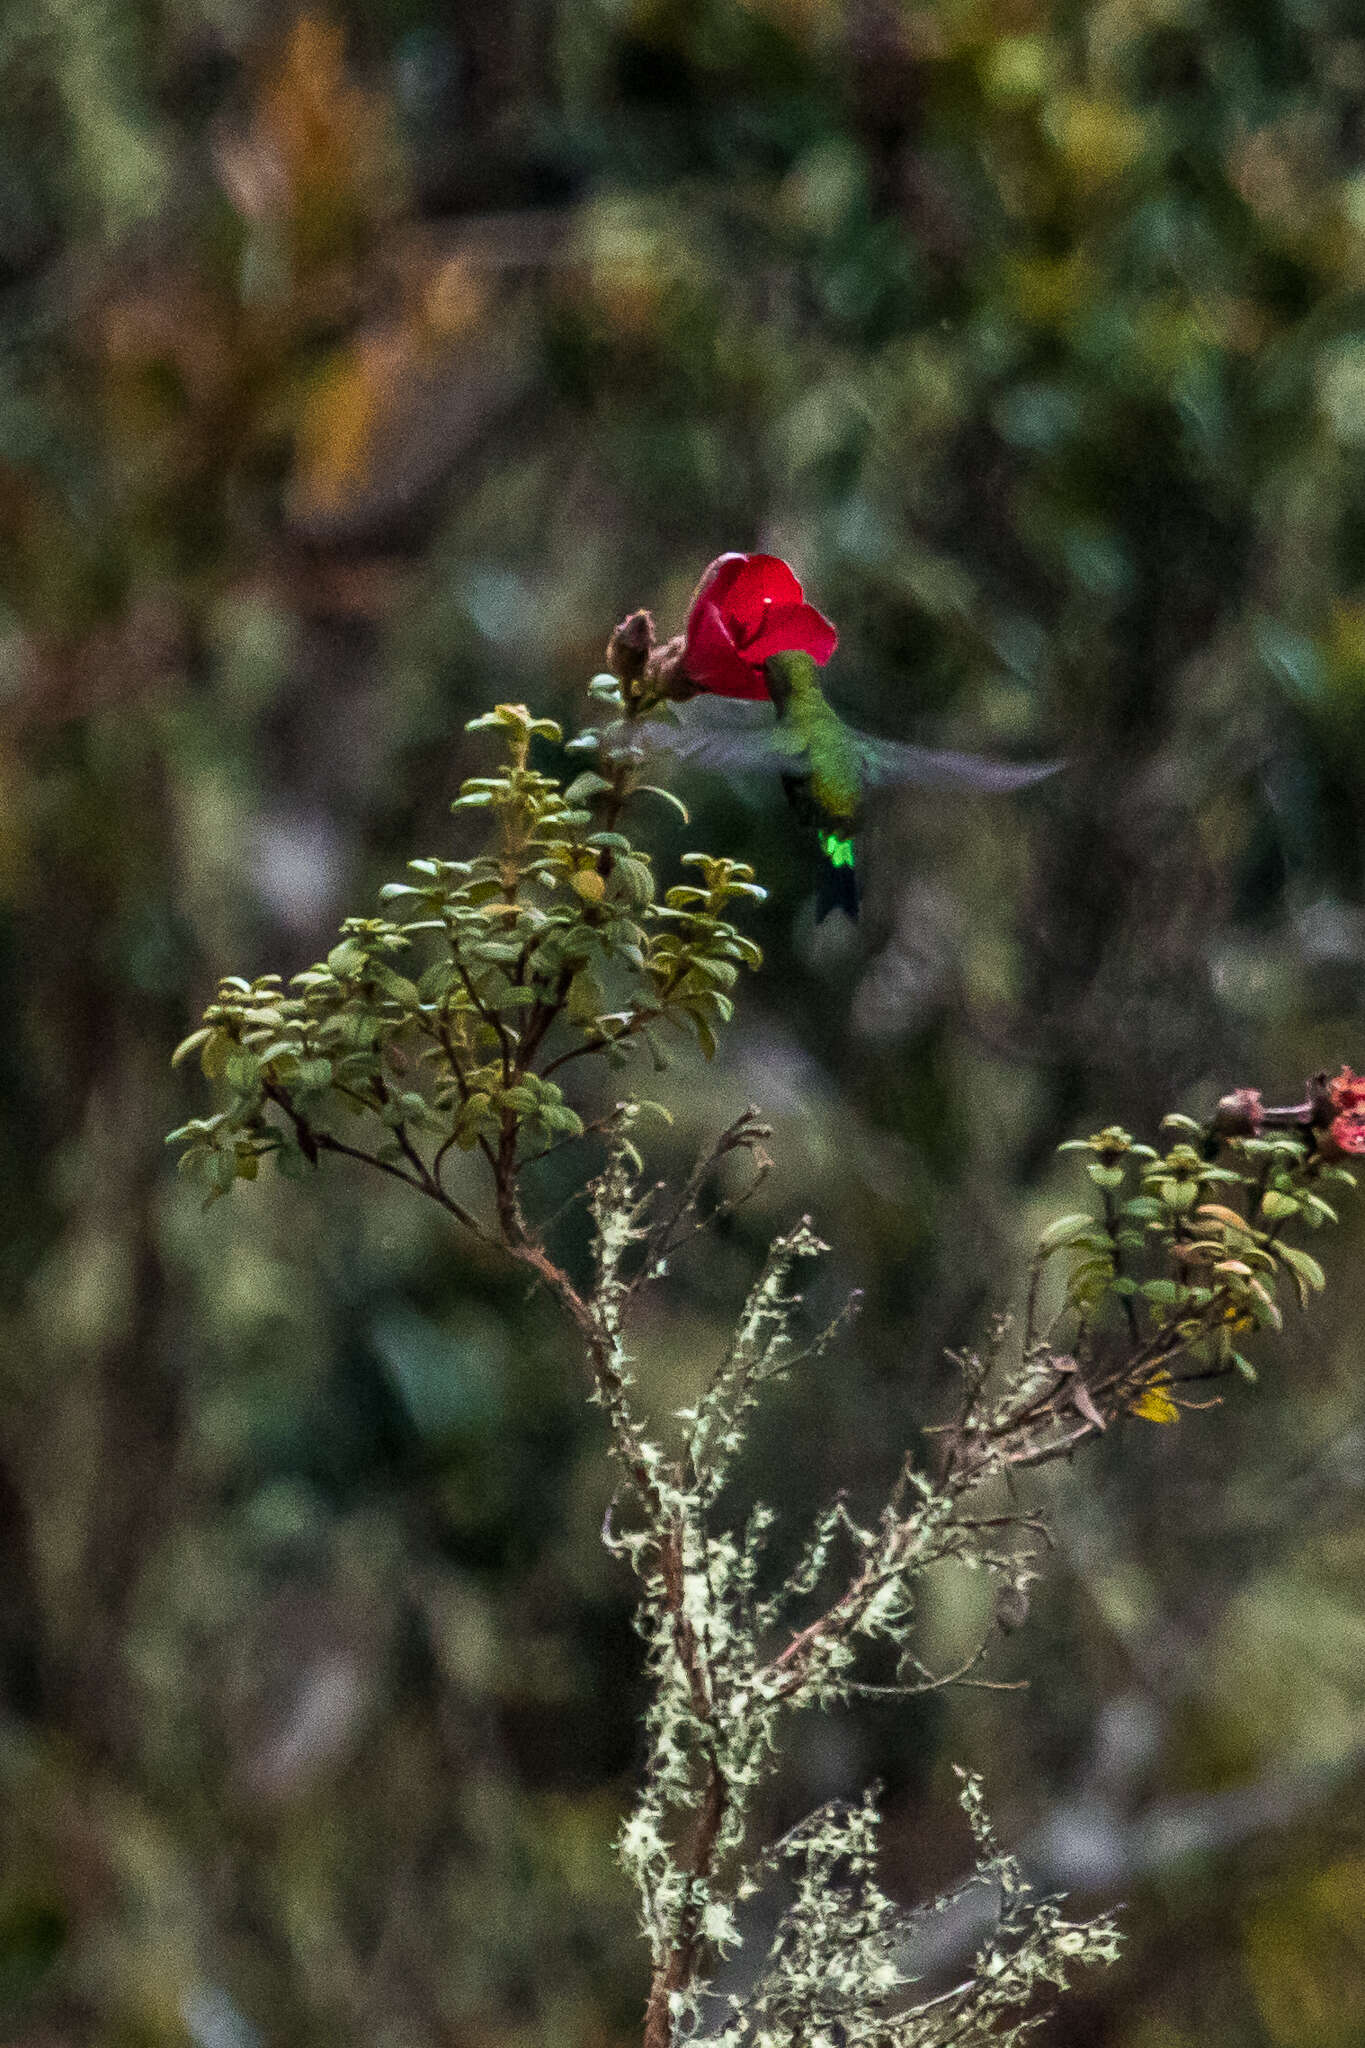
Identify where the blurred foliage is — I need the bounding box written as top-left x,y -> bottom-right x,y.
3,1 -> 1365,2044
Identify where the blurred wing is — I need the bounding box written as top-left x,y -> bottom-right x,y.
597,705 -> 806,779
594,711 -> 1059,791
850,732 -> 1062,793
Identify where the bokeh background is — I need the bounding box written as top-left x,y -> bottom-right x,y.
4,2 -> 1365,2042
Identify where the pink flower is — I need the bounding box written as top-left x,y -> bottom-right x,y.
1329,1066 -> 1365,1115
682,553 -> 837,702
1325,1111 -> 1365,1157
1321,1067 -> 1365,1157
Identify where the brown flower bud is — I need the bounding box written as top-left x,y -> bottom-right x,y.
606,609 -> 654,685
644,634 -> 699,702
1212,1087 -> 1264,1139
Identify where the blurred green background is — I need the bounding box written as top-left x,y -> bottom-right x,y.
3,1 -> 1365,2042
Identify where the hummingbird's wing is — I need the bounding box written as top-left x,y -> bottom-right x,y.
595,709 -> 1059,793
593,704 -> 807,778
847,732 -> 1062,792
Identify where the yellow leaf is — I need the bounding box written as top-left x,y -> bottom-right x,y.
572,869 -> 606,903
1131,1380 -> 1180,1425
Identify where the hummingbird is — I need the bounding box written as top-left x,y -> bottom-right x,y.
615,647 -> 1059,922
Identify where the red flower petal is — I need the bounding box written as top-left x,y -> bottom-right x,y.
721,552 -> 805,619
688,553 -> 752,622
688,553 -> 806,639
683,597 -> 771,699
743,599 -> 838,667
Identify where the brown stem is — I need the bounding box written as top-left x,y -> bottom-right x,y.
517,966 -> 574,1072
1102,1187 -> 1141,1344
494,1172 -> 665,1517
635,1108 -> 772,1289
540,1007 -> 665,1079
454,958 -> 514,1084
263,1082 -> 486,1236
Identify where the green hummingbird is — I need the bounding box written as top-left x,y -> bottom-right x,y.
617,648 -> 1059,921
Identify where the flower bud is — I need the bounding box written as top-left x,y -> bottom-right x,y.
644,633 -> 698,702
606,609 -> 654,685
1212,1087 -> 1264,1139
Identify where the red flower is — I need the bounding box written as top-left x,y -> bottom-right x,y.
682,553 -> 837,701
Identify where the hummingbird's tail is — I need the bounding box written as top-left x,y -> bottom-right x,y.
815,828 -> 859,922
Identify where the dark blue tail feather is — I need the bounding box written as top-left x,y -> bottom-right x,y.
815,846 -> 860,922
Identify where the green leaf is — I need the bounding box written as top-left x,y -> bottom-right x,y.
327,939 -> 367,976
613,857 -> 655,910
201,1031 -> 229,1080
418,960 -> 457,1001
1276,1242 -> 1326,1303
1067,1255 -> 1116,1285
567,968 -> 606,1021
636,784 -> 690,824
171,1026 -> 213,1068
253,1039 -> 304,1066
1036,1212 -> 1096,1253
692,1013 -> 718,1060
1259,1189 -> 1301,1221
540,1105 -> 584,1136
565,770 -> 613,805
370,966 -> 422,1005
1087,1163 -> 1126,1188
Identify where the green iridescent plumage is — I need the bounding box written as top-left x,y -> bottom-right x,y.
763,651 -> 863,918
765,651 -> 863,822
